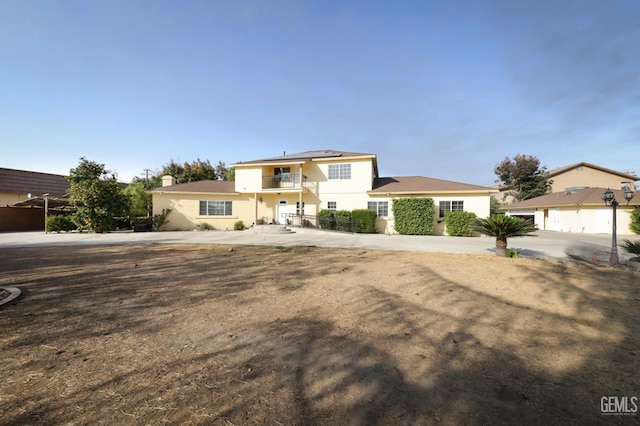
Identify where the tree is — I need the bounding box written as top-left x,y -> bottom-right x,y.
67,158 -> 129,233
123,181 -> 152,217
226,167 -> 235,181
630,208 -> 640,235
494,155 -> 551,202
473,215 -> 538,256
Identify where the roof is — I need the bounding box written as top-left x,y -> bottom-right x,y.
547,162 -> 638,181
0,167 -> 70,197
11,195 -> 72,209
149,180 -> 236,194
234,150 -> 376,165
506,187 -> 639,210
370,176 -> 495,194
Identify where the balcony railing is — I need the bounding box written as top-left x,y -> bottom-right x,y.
262,173 -> 307,189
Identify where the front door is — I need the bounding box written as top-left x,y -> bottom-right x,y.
276,200 -> 288,224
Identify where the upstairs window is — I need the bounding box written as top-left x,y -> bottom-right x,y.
439,200 -> 463,218
367,201 -> 388,217
199,200 -> 232,216
328,163 -> 351,180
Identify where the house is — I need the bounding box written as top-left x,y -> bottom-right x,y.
505,187 -> 638,235
150,150 -> 495,234
0,168 -> 70,232
496,161 -> 638,203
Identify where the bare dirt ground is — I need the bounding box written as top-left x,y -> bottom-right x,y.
1,244 -> 639,425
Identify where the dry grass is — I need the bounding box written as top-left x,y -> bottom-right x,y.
1,244 -> 638,425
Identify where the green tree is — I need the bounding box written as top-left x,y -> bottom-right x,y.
473,215 -> 538,256
629,208 -> 640,235
67,158 -> 128,233
123,181 -> 152,217
226,167 -> 235,181
495,155 -> 552,202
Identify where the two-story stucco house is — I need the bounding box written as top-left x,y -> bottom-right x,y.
150,150 -> 496,234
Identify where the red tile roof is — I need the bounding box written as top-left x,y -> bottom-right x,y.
0,168 -> 70,197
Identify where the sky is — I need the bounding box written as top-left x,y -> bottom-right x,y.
1,0 -> 639,186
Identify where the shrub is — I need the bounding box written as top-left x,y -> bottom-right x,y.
630,208 -> 640,235
444,211 -> 477,236
351,209 -> 377,233
234,220 -> 245,230
621,239 -> 640,256
152,208 -> 171,231
506,248 -> 520,258
318,209 -> 335,230
197,222 -> 213,231
392,198 -> 435,235
334,210 -> 352,232
46,215 -> 76,233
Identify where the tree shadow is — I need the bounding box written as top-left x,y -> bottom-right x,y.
1,246 -> 638,424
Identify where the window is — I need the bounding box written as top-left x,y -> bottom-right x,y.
296,201 -> 305,215
439,200 -> 463,218
328,163 -> 351,180
367,201 -> 388,217
199,200 -> 232,216
275,167 -> 291,181
327,201 -> 337,211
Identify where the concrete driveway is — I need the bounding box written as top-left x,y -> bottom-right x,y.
0,228 -> 636,262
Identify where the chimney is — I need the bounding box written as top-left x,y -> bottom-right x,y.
162,175 -> 176,187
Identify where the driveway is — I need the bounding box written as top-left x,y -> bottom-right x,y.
0,228 -> 635,262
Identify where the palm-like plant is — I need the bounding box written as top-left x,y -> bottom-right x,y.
473,215 -> 538,256
621,239 -> 640,257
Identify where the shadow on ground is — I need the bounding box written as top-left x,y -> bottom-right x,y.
1,244 -> 638,425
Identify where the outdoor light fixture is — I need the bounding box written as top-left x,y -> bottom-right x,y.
601,187 -> 635,265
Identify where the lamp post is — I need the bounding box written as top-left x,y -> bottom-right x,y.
601,187 -> 634,265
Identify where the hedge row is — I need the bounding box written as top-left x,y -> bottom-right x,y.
317,209 -> 377,233
444,211 -> 477,236
392,198 -> 435,235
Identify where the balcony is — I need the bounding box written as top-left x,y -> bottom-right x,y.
262,173 -> 307,189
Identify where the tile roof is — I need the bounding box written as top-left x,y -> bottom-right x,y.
0,168 -> 70,197
235,150 -> 376,164
370,176 -> 495,194
150,180 -> 236,193
506,187 -> 639,209
547,162 -> 638,180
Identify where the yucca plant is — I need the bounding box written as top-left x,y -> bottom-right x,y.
621,239 -> 640,257
473,215 -> 538,257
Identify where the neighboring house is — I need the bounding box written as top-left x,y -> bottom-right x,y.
150,150 -> 496,234
0,168 -> 70,232
505,187 -> 638,235
496,161 -> 638,204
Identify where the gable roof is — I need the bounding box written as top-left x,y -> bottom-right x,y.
149,180 -> 236,194
547,162 -> 638,181
506,187 -> 639,210
0,167 -> 70,197
370,176 -> 495,194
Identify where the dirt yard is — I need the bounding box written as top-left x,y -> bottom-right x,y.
1,244 -> 638,425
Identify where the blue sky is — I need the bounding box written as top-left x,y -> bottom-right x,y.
1,0 -> 638,185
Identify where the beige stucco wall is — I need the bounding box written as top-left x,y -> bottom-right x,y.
511,206 -> 636,235
551,166 -> 636,192
0,192 -> 29,206
152,192 -> 253,231
372,194 -> 491,235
